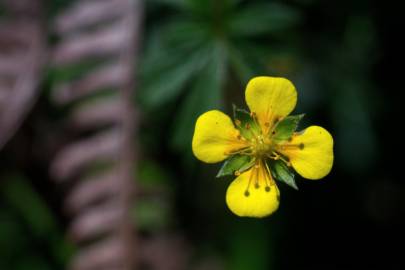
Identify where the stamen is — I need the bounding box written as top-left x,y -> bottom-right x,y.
267,152 -> 280,160
252,159 -> 272,192
299,143 -> 305,150
271,153 -> 280,160
245,123 -> 251,129
262,115 -> 278,137
224,146 -> 254,156
269,152 -> 290,166
278,143 -> 304,151
244,165 -> 256,196
264,160 -> 275,188
235,119 -> 242,127
234,170 -> 241,176
251,112 -> 262,131
258,160 -> 266,190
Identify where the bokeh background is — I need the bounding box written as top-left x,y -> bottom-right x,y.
1,0 -> 403,269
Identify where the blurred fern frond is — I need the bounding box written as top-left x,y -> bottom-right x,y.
50,0 -> 141,269
0,0 -> 45,149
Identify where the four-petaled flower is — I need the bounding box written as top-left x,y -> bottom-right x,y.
192,76 -> 334,218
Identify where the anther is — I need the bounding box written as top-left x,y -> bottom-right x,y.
235,119 -> 242,126
250,112 -> 257,118
254,164 -> 260,169
244,191 -> 250,197
237,134 -> 242,140
299,143 -> 304,150
255,183 -> 260,189
245,123 -> 251,129
234,170 -> 241,176
265,186 -> 271,192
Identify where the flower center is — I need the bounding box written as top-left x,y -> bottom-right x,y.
251,135 -> 273,158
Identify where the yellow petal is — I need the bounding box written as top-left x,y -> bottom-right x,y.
245,76 -> 297,132
279,126 -> 333,180
226,169 -> 280,218
192,110 -> 247,163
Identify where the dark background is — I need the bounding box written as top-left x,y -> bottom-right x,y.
1,0 -> 403,269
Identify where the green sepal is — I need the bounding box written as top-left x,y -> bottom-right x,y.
272,114 -> 304,142
232,104 -> 260,139
269,159 -> 298,190
216,155 -> 255,178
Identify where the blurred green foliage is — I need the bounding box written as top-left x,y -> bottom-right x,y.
0,174 -> 74,269
138,0 -> 301,157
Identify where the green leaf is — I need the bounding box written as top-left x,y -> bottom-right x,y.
216,155 -> 255,178
233,105 -> 260,139
140,46 -> 209,108
228,3 -> 301,37
272,114 -> 304,142
170,41 -> 226,153
228,41 -> 271,84
138,21 -> 212,109
269,160 -> 298,190
1,173 -> 75,264
132,199 -> 171,232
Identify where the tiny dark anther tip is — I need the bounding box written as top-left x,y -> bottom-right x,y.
299,143 -> 304,150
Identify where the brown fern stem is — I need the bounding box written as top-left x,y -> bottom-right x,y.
117,0 -> 143,268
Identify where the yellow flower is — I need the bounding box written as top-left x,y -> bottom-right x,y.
192,76 -> 334,218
